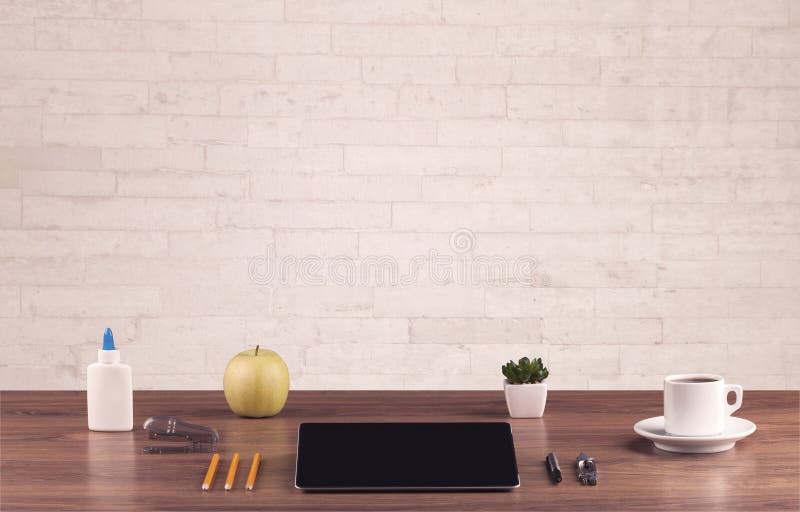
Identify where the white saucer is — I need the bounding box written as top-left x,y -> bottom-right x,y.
633,416 -> 756,453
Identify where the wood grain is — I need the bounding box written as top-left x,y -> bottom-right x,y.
1,390 -> 798,511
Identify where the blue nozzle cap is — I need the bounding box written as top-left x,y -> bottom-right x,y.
102,328 -> 116,351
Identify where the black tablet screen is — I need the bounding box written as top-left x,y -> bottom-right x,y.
295,422 -> 520,490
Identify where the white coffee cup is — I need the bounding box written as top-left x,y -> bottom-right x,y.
663,374 -> 743,436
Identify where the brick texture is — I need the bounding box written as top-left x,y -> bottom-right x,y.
1,0 -> 797,391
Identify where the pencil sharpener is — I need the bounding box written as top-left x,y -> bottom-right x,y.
576,452 -> 598,485
142,416 -> 219,454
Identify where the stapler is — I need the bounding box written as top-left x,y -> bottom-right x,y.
142,416 -> 219,454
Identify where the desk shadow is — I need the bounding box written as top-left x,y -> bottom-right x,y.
463,410 -> 511,418
299,488 -> 515,494
626,437 -> 719,458
626,437 -> 662,455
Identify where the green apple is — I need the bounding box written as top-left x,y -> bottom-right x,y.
223,346 -> 290,418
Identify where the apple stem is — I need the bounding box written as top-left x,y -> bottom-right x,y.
255,345 -> 259,356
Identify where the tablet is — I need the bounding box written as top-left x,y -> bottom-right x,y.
295,422 -> 520,491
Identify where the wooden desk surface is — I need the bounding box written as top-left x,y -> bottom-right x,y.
1,390 -> 798,511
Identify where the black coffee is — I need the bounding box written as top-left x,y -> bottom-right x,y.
672,378 -> 718,383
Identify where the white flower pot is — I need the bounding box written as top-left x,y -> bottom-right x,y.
504,379 -> 547,418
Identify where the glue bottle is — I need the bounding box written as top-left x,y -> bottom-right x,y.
87,328 -> 133,431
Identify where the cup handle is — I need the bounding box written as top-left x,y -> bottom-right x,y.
725,384 -> 743,416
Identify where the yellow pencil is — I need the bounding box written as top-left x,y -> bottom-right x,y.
245,453 -> 262,491
201,453 -> 220,491
224,452 -> 240,491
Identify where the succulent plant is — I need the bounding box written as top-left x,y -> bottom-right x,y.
502,356 -> 549,384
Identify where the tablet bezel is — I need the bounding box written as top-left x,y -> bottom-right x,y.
294,422 -> 521,491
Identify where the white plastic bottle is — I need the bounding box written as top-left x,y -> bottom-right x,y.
87,328 -> 133,431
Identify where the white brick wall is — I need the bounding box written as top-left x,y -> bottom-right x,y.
0,0 -> 797,390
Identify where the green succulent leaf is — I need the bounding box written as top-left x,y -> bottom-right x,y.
501,355 -> 549,384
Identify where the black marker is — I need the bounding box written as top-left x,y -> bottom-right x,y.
545,452 -> 562,483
